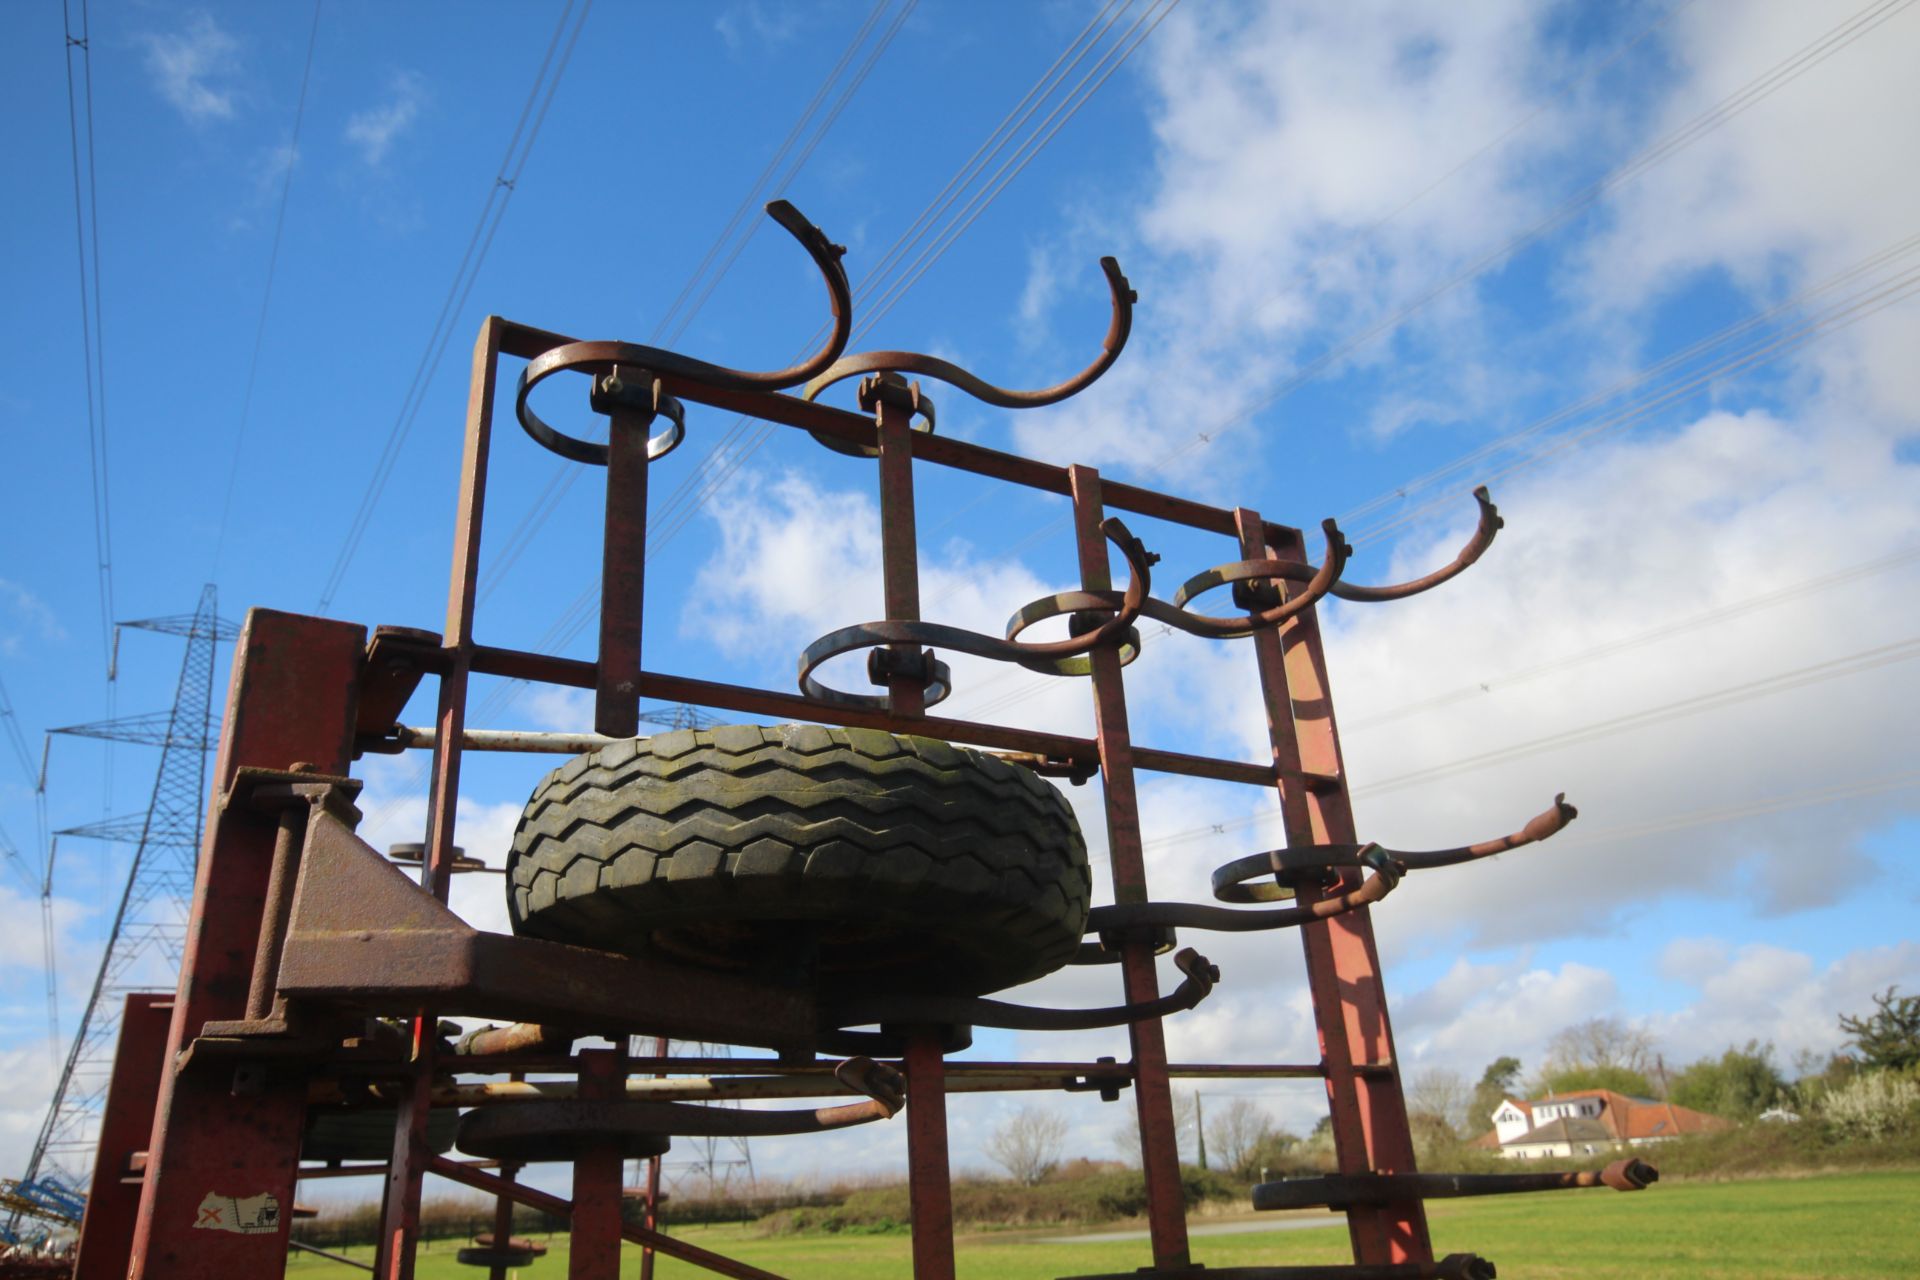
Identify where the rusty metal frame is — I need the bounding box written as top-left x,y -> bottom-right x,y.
77,213 -> 1598,1278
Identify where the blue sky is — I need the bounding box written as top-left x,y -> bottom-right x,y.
2,0 -> 1918,1192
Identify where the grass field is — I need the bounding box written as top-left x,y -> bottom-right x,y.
285,1169 -> 1920,1278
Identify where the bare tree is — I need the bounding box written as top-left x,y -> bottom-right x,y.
1205,1098 -> 1276,1177
985,1105 -> 1069,1185
1407,1067 -> 1471,1136
1543,1017 -> 1657,1076
1113,1089 -> 1200,1165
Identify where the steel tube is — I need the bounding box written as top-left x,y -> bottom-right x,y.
244,806 -> 306,1022
1071,464 -> 1190,1271
903,1034 -> 956,1280
1237,508 -> 1430,1267
596,401 -> 653,737
568,1049 -> 625,1280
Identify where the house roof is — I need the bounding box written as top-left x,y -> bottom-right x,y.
1492,1088 -> 1728,1147
1506,1115 -> 1613,1146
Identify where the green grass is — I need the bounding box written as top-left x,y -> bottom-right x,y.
286,1169 -> 1920,1278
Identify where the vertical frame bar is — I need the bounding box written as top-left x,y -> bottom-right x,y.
128,610 -> 367,1280
570,1048 -> 627,1279
1070,465 -> 1190,1270
72,993 -> 173,1280
873,386 -> 955,1280
1238,509 -> 1430,1266
596,402 -> 652,737
377,316 -> 503,1279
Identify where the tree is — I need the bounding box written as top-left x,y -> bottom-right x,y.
1468,1057 -> 1523,1130
1668,1041 -> 1786,1120
1407,1068 -> 1471,1136
1839,987 -> 1920,1072
1114,1090 -> 1200,1165
1534,1064 -> 1657,1098
1205,1098 -> 1277,1178
985,1105 -> 1069,1185
1542,1017 -> 1658,1077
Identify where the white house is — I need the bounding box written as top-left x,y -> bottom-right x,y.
1478,1089 -> 1728,1160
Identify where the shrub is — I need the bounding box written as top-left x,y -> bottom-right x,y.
1819,1070 -> 1920,1140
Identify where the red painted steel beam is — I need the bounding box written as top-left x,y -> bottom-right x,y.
1071,465 -> 1190,1271
569,1048 -> 627,1279
596,402 -> 651,737
72,994 -> 173,1280
1237,510 -> 1430,1266
126,610 -> 367,1280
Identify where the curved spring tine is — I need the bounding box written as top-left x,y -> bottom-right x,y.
1388,793 -> 1577,870
797,518 -> 1156,708
1332,486 -> 1503,602
801,256 -> 1135,409
1164,519 -> 1351,637
1104,846 -> 1403,935
825,948 -> 1219,1033
512,202 -> 850,460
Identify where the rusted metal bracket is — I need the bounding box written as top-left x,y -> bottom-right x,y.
1252,1160 -> 1656,1212
263,801 -> 817,1052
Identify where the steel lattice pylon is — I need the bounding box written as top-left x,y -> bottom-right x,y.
20,585 -> 236,1195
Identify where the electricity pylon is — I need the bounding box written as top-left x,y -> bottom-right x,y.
19,585 -> 236,1194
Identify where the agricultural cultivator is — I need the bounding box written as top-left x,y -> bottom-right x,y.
70,202 -> 1654,1280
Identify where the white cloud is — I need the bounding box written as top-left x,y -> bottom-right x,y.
345,71 -> 428,167
0,579 -> 64,655
1008,0 -> 1577,481
140,12 -> 241,123
714,2 -> 803,53
1548,0 -> 1920,432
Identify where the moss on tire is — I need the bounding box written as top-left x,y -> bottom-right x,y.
505,724 -> 1091,998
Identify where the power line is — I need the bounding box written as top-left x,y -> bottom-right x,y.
1350,632 -> 1920,800
211,0 -> 324,579
367,3 -> 1174,831
1341,229 -> 1920,530
1342,544 -> 1920,734
316,0 -> 594,613
61,0 -> 113,680
509,0 -> 1171,662
1352,254 -> 1920,549
961,0 -> 1920,590
1129,633 -> 1920,857
474,0 -> 915,608
941,233 -> 1920,720
1198,0 -> 1918,445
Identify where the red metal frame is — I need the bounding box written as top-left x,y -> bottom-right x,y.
73,307 -> 1535,1280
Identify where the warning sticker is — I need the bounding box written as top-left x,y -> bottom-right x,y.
193,1191 -> 282,1234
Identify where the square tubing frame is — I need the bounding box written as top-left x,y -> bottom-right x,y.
90,311 -> 1434,1279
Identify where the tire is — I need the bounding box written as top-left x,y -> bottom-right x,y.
505,724 -> 1091,998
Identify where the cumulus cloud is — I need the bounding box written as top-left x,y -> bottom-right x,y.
345,71 -> 429,167
140,12 -> 241,123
